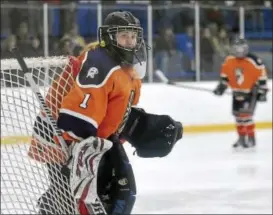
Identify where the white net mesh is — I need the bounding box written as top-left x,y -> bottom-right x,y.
1,56 -> 77,214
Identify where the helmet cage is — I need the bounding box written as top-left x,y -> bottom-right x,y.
99,25 -> 143,52
231,43 -> 249,58
230,38 -> 249,58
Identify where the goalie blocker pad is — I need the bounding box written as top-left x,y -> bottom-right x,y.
120,108 -> 183,158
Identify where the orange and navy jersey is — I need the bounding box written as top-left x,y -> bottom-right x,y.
28,46 -> 141,163
220,53 -> 267,93
57,47 -> 141,141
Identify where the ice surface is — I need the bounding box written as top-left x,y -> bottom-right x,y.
1,131 -> 272,214
127,130 -> 272,214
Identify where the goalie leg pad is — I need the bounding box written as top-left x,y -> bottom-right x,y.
69,136 -> 113,215
104,135 -> 136,215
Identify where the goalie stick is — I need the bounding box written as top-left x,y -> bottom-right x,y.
10,48 -> 69,160
155,69 -> 232,95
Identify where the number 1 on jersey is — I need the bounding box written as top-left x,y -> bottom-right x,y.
80,94 -> 91,109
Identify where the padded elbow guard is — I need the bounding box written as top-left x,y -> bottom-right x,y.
120,108 -> 183,158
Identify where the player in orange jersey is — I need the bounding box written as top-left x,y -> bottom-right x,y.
32,11 -> 183,215
213,37 -> 268,148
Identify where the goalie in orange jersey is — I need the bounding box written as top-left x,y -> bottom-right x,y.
213,37 -> 268,148
29,11 -> 183,215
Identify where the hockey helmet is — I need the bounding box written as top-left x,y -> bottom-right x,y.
98,11 -> 147,78
230,37 -> 249,58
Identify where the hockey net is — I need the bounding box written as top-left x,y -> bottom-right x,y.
1,56 -> 76,214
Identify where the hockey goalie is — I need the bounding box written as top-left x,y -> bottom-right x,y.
28,11 -> 183,214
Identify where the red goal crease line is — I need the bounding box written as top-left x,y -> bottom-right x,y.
1,121 -> 272,145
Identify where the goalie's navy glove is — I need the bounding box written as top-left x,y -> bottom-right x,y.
120,108 -> 183,158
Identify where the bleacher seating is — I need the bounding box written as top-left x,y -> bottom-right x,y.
45,4 -> 272,40
1,3 -> 272,40
1,3 -> 271,78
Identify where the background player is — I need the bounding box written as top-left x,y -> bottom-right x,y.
29,11 -> 183,214
213,37 -> 268,148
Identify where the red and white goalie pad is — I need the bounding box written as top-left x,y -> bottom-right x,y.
69,136 -> 113,215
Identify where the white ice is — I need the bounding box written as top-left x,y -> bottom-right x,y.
125,130 -> 272,214
1,131 -> 272,214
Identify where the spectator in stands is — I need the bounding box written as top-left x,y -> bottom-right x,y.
62,23 -> 86,48
15,21 -> 33,46
49,38 -> 61,56
1,35 -> 17,59
154,27 -> 182,75
59,38 -> 73,56
200,27 -> 215,73
218,27 -> 230,56
208,22 -> 227,72
12,21 -> 42,57
30,37 -> 44,57
58,37 -> 81,56
16,37 -> 43,58
182,25 -> 195,72
61,22 -> 85,56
